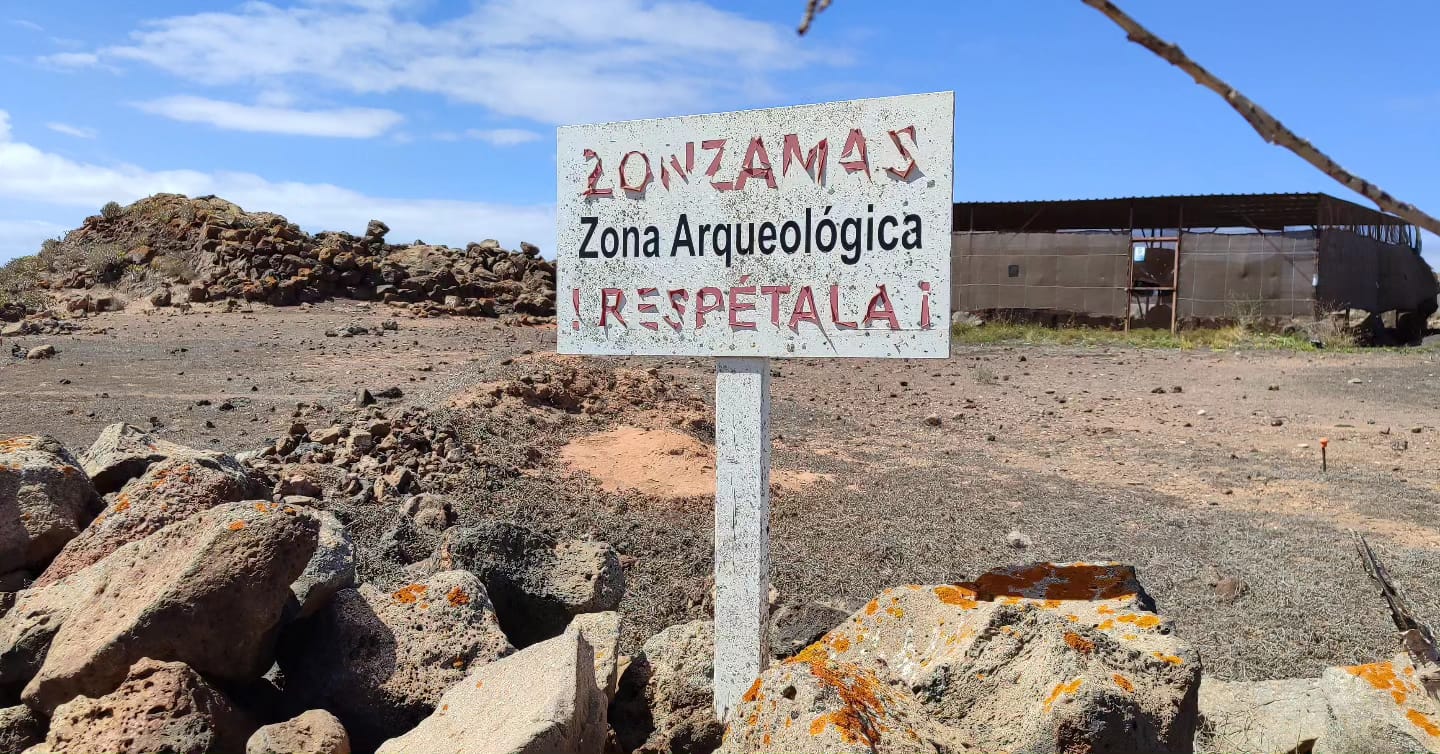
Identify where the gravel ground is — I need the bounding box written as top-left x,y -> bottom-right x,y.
2,304 -> 1437,680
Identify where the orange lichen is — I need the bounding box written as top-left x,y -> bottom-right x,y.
742,678 -> 764,704
1096,619 -> 1115,631
1116,613 -> 1161,629
788,646 -> 893,746
1346,662 -> 1410,705
1041,599 -> 1063,609
1063,632 -> 1095,654
864,600 -> 879,615
1407,709 -> 1440,737
0,437 -> 39,452
933,585 -> 979,609
886,607 -> 904,618
114,494 -> 131,513
1151,652 -> 1184,665
227,521 -> 246,531
392,584 -> 429,604
762,733 -> 772,746
1043,678 -> 1084,711
452,659 -> 465,669
446,586 -> 470,607
1123,633 -> 1138,642
1096,604 -> 1116,615
829,635 -> 852,653
1112,673 -> 1134,692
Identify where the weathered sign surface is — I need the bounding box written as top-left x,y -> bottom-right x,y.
556,92 -> 954,358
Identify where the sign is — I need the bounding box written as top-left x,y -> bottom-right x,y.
554,92 -> 954,723
556,92 -> 954,359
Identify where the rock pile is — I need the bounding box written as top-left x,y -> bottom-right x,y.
5,420 -> 1440,754
0,427 -> 622,754
31,194 -> 555,318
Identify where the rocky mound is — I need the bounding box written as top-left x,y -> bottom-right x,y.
20,194 -> 555,318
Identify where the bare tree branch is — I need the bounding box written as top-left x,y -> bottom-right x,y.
1081,0 -> 1440,237
797,0 -> 833,37
797,0 -> 1440,238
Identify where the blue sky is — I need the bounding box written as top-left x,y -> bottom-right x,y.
1,0 -> 1437,264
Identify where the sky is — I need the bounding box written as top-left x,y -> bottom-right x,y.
1,0 -> 1437,264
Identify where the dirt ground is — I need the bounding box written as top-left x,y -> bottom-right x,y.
3,302 -> 1437,681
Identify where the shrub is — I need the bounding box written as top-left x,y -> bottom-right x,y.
100,201 -> 124,220
83,243 -> 127,283
149,254 -> 193,283
0,256 -> 47,309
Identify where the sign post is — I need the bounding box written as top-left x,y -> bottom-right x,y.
712,356 -> 771,716
556,92 -> 954,721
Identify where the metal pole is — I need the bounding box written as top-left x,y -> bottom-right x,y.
712,356 -> 771,721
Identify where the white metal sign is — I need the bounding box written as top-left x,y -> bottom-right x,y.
556,92 -> 954,359
555,92 -> 954,723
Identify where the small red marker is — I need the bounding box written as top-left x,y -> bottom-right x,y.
1320,437 -> 1329,472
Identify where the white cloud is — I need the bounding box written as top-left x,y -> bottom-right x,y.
438,128 -> 541,146
37,51 -> 99,68
0,110 -> 554,260
133,95 -> 403,138
91,0 -> 829,125
9,19 -> 43,32
46,122 -> 97,139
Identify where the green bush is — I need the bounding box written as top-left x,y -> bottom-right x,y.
100,201 -> 124,220
0,256 -> 46,309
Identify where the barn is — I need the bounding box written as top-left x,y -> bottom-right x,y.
950,192 -> 1437,334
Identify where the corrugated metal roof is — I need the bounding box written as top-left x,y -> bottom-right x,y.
952,192 -> 1408,233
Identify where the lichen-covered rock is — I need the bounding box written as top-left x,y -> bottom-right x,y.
1314,655 -> 1440,754
279,570 -> 514,751
36,451 -> 260,586
611,620 -> 724,754
715,649 -> 968,754
0,704 -> 43,754
0,435 -> 99,574
40,658 -> 254,754
720,563 -> 1200,754
1197,677 -> 1328,754
375,629 -> 607,754
17,502 -> 319,713
247,709 -> 351,754
287,509 -> 356,619
77,423 -> 192,494
428,523 -> 623,646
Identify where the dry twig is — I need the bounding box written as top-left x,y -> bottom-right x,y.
1352,530 -> 1440,700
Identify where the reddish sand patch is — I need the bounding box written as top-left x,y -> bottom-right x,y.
560,425 -> 828,500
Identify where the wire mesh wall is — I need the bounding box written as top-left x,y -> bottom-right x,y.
1176,231 -> 1317,319
950,231 -> 1128,317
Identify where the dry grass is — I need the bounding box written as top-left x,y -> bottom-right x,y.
952,320 -> 1336,352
